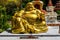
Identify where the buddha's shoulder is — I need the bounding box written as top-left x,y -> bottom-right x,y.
19,10 -> 24,13
14,10 -> 24,16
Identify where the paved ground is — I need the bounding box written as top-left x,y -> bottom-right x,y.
0,26 -> 60,40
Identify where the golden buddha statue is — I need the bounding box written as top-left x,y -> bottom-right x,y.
12,2 -> 48,34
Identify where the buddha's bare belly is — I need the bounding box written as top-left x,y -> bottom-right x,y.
23,13 -> 38,24
24,13 -> 38,19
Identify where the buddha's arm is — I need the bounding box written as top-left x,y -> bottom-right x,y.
37,10 -> 46,25
40,12 -> 47,25
36,10 -> 42,19
36,10 -> 45,21
12,10 -> 24,27
40,12 -> 45,21
14,10 -> 24,21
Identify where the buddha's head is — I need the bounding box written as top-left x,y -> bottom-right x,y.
25,2 -> 35,11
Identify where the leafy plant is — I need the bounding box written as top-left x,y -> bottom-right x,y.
56,10 -> 60,14
0,5 -> 12,33
22,0 -> 33,8
6,1 -> 17,16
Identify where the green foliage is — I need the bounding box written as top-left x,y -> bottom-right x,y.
0,29 -> 4,33
22,0 -> 33,8
41,0 -> 47,10
0,5 -> 12,33
6,1 -> 17,16
56,10 -> 60,14
21,0 -> 47,10
5,1 -> 18,21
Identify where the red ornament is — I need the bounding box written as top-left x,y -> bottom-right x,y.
48,0 -> 53,6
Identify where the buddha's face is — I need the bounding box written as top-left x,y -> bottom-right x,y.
25,2 -> 35,11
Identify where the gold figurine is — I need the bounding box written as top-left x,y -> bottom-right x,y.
12,2 -> 48,34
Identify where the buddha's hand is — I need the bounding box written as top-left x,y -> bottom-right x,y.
16,17 -> 21,21
37,13 -> 40,19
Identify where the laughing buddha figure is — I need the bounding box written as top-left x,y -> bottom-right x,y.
12,2 -> 48,34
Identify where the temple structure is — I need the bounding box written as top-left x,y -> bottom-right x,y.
46,0 -> 57,23
46,0 -> 54,12
54,0 -> 60,11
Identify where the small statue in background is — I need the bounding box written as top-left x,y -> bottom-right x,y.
12,2 -> 48,34
46,0 -> 57,23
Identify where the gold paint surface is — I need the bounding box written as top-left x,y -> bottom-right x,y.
12,2 -> 48,34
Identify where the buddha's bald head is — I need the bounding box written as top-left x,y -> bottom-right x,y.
25,2 -> 35,11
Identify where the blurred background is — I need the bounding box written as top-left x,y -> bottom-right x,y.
0,0 -> 60,40
0,0 -> 60,34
